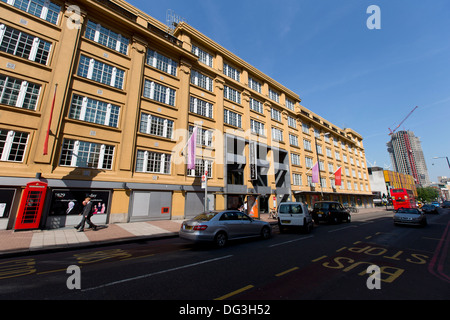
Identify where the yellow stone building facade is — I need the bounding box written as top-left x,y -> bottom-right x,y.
0,0 -> 372,229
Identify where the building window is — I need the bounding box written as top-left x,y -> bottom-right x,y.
288,116 -> 297,128
190,70 -> 213,92
317,144 -> 323,155
291,153 -> 300,166
0,129 -> 29,162
292,173 -> 302,186
314,128 -> 321,138
249,98 -> 263,114
191,44 -> 213,67
335,151 -> 341,161
189,96 -> 213,118
143,80 -> 176,106
0,24 -> 51,65
224,85 -> 241,104
250,119 -> 265,135
0,74 -> 41,110
286,99 -> 295,111
248,77 -> 261,93
136,150 -> 171,174
319,160 -> 325,171
69,94 -> 120,128
305,156 -> 313,169
326,147 -> 332,158
223,62 -> 240,81
307,175 -> 313,186
289,134 -> 298,147
189,126 -> 213,147
268,88 -> 279,103
271,108 -> 281,122
78,55 -> 124,89
3,0 -> 60,24
188,158 -> 212,178
303,139 -> 312,151
224,109 -> 242,128
85,20 -> 129,55
328,163 -> 334,173
59,139 -> 114,170
146,49 -> 177,76
271,127 -> 283,142
302,122 -> 310,134
139,113 -> 174,139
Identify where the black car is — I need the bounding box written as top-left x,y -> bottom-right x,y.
421,204 -> 438,214
311,201 -> 351,224
442,201 -> 450,209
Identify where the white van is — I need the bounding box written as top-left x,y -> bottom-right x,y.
277,202 -> 313,233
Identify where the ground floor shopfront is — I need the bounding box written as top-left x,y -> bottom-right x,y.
293,191 -> 374,209
0,176 -> 373,230
0,176 -> 226,230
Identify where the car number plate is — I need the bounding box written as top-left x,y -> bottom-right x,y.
281,220 -> 291,224
184,225 -> 193,230
318,214 -> 322,217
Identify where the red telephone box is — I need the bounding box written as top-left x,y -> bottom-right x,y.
14,181 -> 48,230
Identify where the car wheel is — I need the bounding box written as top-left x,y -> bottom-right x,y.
277,219 -> 285,233
332,215 -> 339,224
215,232 -> 227,248
261,226 -> 271,239
302,220 -> 313,234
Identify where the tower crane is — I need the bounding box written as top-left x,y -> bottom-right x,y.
388,106 -> 418,135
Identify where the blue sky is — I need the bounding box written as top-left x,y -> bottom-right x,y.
128,0 -> 450,183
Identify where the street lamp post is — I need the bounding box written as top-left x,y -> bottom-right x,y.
433,156 -> 450,169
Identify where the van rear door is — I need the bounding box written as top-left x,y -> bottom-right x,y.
279,203 -> 304,226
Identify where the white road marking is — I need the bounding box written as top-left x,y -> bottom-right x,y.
268,235 -> 314,248
82,255 -> 233,292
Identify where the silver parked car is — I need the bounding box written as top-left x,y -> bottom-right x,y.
393,208 -> 427,227
179,210 -> 272,247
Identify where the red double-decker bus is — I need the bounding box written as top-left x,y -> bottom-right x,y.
390,188 -> 417,210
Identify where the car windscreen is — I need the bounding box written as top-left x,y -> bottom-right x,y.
397,209 -> 420,214
193,212 -> 218,221
279,204 -> 303,214
313,203 -> 330,210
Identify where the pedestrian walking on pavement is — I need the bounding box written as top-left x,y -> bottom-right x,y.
74,197 -> 97,232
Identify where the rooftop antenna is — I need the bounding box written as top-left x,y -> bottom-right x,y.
166,9 -> 187,35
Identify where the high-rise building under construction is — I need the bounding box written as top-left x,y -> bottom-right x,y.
387,130 -> 430,186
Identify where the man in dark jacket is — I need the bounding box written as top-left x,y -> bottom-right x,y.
75,197 -> 97,232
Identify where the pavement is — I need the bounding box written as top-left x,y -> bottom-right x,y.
0,207 -> 384,258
